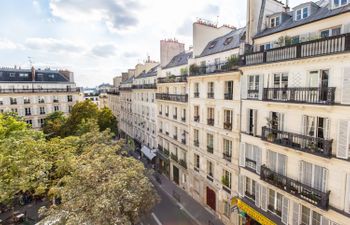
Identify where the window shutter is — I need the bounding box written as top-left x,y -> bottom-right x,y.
341,68 -> 350,104
239,142 -> 246,167
260,186 -> 268,211
278,113 -> 285,131
246,109 -> 250,133
281,196 -> 289,224
321,217 -> 330,225
253,109 -> 258,136
345,174 -> 350,213
238,175 -> 244,196
292,201 -> 300,225
255,182 -> 261,207
241,75 -> 247,99
256,146 -> 262,175
258,74 -> 264,100
337,120 -> 349,159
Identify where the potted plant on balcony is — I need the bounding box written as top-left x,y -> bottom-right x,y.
225,55 -> 239,70
265,117 -> 277,142
189,64 -> 199,75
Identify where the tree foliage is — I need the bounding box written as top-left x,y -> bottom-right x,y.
0,114 -> 158,224
42,111 -> 67,138
97,107 -> 118,133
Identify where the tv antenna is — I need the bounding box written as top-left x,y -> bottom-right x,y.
28,57 -> 33,67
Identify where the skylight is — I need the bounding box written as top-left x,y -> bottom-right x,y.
224,37 -> 233,46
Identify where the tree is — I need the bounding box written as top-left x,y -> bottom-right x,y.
97,107 -> 118,134
38,132 -> 159,225
42,111 -> 67,138
62,100 -> 99,136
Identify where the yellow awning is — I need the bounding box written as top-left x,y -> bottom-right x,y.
237,199 -> 276,225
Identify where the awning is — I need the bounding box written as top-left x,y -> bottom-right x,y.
141,146 -> 157,160
237,199 -> 276,225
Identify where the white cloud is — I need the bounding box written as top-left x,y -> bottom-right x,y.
91,43 -> 117,58
0,38 -> 23,50
25,37 -> 85,53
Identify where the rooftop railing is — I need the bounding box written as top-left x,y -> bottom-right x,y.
157,75 -> 187,83
156,93 -> 188,103
0,87 -> 81,94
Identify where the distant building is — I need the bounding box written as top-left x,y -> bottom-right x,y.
0,66 -> 81,129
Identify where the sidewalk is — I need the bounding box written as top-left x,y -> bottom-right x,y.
152,173 -> 225,225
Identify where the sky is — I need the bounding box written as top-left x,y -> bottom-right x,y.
0,0 -> 306,87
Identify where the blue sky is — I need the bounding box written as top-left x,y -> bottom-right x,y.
0,0 -> 305,87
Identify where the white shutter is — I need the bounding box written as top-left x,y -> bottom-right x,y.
321,217 -> 330,225
241,75 -> 247,99
239,142 -> 246,167
258,74 -> 264,100
278,112 -> 285,131
255,182 -> 261,207
337,120 -> 350,159
238,175 -> 244,196
292,201 -> 300,225
345,174 -> 350,213
256,146 -> 262,175
341,68 -> 350,104
253,109 -> 258,136
246,109 -> 250,133
281,196 -> 290,225
260,186 -> 268,211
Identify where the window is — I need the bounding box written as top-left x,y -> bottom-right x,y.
222,170 -> 231,188
194,129 -> 199,145
207,107 -> 214,119
194,154 -> 200,169
267,150 -> 287,175
208,82 -> 214,98
11,108 -> 18,113
270,16 -> 280,27
26,120 -> 32,125
291,35 -> 300,44
38,96 -> 45,104
224,110 -> 232,124
209,41 -> 217,49
247,109 -> 257,135
244,143 -> 261,172
224,37 -> 233,46
321,27 -> 341,38
40,107 -> 46,115
245,177 -> 256,200
25,108 -> 31,116
333,0 -> 349,8
68,105 -> 72,113
10,97 -> 17,105
300,205 -> 322,225
223,139 -> 232,158
224,81 -> 233,99
223,201 -> 231,218
38,118 -> 45,127
268,189 -> 282,217
207,160 -> 213,177
194,83 -> 199,97
53,96 -> 59,103
67,95 -> 73,102
247,75 -> 260,99
207,133 -> 214,153
54,106 -> 59,112
303,115 -> 329,151
300,161 -> 327,192
9,73 -> 15,77
295,7 -> 308,20
24,97 -> 30,104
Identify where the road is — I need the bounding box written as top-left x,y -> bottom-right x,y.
139,185 -> 198,225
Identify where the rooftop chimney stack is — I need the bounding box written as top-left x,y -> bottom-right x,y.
31,66 -> 35,81
160,39 -> 185,68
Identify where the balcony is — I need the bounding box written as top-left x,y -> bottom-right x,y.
207,175 -> 214,182
189,61 -> 239,76
181,139 -> 186,145
223,122 -> 232,130
24,100 -> 30,104
173,135 -> 177,140
224,93 -> 233,100
181,117 -> 186,122
207,146 -> 213,153
245,158 -> 257,172
170,153 -> 178,162
132,84 -> 157,89
173,115 -> 177,120
207,118 -> 214,126
179,159 -> 187,169
207,92 -> 214,99
194,92 -> 200,98
243,33 -> 350,66
194,116 -> 200,122
223,153 -> 231,162
158,75 -> 187,83
164,148 -> 169,156
194,140 -> 199,147
165,112 -> 169,117
261,126 -> 333,158
107,90 -> 120,95
263,87 -> 336,105
260,165 -> 330,210
165,131 -> 169,136
0,87 -> 81,94
156,93 -> 188,103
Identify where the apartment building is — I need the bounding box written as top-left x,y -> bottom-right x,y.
237,0 -> 350,225
186,21 -> 245,224
119,76 -> 134,139
156,39 -> 192,189
0,67 -> 81,129
107,76 -> 121,122
132,65 -> 159,150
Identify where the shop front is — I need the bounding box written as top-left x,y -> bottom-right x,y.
237,199 -> 276,225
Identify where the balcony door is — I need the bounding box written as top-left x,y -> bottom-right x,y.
272,73 -> 288,100
309,70 -> 329,102
303,115 -> 329,151
300,161 -> 327,192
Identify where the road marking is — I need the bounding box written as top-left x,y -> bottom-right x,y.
151,212 -> 162,225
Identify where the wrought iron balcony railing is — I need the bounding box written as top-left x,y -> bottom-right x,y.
157,75 -> 187,83
223,122 -> 232,130
261,126 -> 333,158
0,87 -> 81,94
260,165 -> 330,210
170,153 -> 178,162
224,93 -> 233,100
207,118 -> 214,126
156,93 -> 188,103
207,92 -> 214,99
190,62 -> 239,76
207,146 -> 214,153
179,159 -> 187,169
223,153 -> 231,162
243,33 -> 350,66
132,84 -> 157,89
194,116 -> 200,122
194,140 -> 199,147
194,92 -> 200,98
263,87 -> 336,105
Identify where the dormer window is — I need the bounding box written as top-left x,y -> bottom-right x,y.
295,7 -> 308,21
209,41 -> 217,49
333,0 -> 348,8
224,37 -> 233,45
270,16 -> 280,28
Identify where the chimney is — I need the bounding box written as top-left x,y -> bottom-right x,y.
160,39 -> 185,68
285,0 -> 290,12
31,66 -> 35,81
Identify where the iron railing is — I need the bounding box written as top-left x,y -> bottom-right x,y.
158,75 -> 187,83
156,93 -> 188,103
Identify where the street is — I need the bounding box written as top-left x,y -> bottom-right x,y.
139,185 -> 197,225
